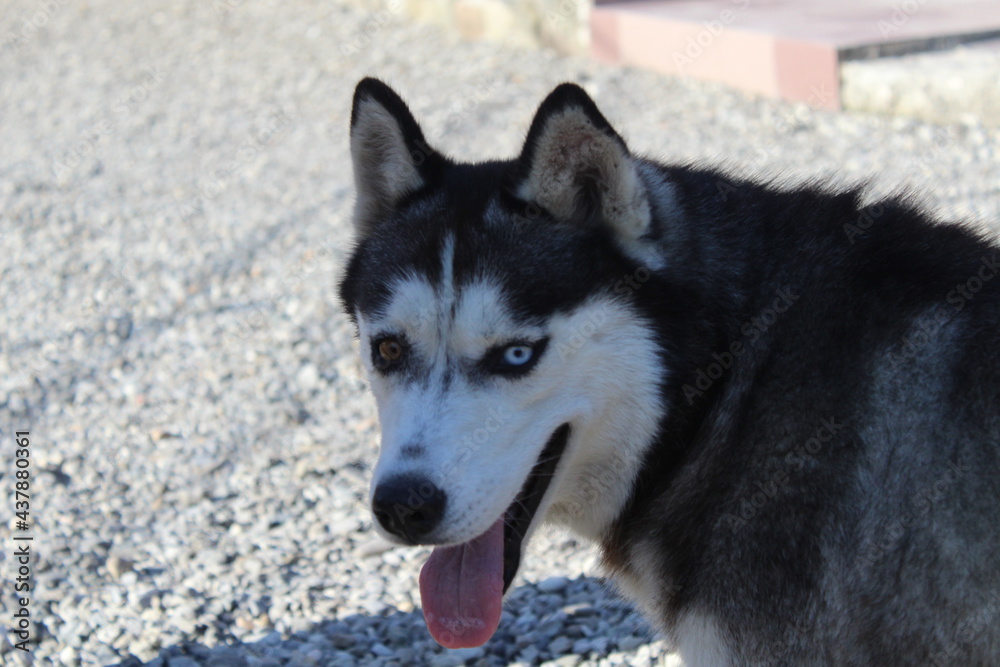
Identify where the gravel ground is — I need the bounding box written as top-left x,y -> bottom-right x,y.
1,2 -> 998,666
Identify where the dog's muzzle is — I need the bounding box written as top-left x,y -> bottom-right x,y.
415,423 -> 572,649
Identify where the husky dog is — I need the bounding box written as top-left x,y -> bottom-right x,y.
338,78 -> 1000,665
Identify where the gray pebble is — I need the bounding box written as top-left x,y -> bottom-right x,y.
450,646 -> 486,661
370,642 -> 393,657
107,555 -> 135,580
617,635 -> 646,652
167,658 -> 200,667
537,576 -> 571,593
550,657 -> 582,667
429,654 -> 464,667
549,636 -> 573,654
205,647 -> 249,667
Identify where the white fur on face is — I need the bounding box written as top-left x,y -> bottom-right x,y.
358,242 -> 667,548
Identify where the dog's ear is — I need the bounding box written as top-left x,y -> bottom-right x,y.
514,84 -> 651,241
350,78 -> 443,237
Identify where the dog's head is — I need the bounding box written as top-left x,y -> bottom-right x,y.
339,78 -> 671,648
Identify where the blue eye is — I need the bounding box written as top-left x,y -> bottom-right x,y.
503,345 -> 534,366
485,339 -> 548,377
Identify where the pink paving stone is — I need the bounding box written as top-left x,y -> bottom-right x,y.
591,0 -> 1000,108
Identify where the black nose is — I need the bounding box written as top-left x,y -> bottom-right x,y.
372,475 -> 447,543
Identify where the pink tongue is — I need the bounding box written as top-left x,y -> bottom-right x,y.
419,517 -> 504,648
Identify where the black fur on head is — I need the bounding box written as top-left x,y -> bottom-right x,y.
339,79 -> 659,328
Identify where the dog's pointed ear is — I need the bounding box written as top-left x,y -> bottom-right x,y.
350,78 -> 442,237
514,84 -> 651,241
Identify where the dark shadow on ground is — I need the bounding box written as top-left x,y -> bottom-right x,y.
109,576 -> 669,666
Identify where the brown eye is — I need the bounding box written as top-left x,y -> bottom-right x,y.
378,339 -> 403,363
379,339 -> 402,361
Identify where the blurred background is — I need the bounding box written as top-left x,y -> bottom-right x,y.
1,1 -> 998,665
